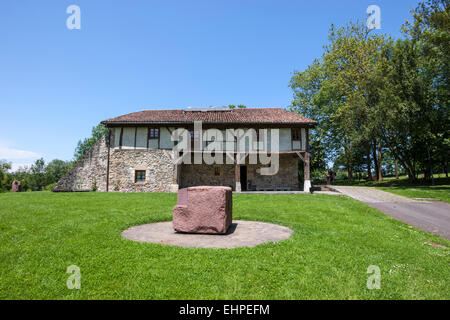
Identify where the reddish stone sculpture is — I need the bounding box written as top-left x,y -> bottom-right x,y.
173,186 -> 232,234
11,181 -> 21,192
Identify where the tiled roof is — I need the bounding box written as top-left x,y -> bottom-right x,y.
101,108 -> 317,126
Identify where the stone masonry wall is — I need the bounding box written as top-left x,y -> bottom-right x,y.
180,154 -> 299,191
180,164 -> 236,189
54,135 -> 175,192
108,149 -> 174,192
247,154 -> 299,190
53,135 -> 109,192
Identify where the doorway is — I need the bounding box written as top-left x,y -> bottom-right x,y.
240,166 -> 247,191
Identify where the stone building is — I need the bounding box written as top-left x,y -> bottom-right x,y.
53,108 -> 317,193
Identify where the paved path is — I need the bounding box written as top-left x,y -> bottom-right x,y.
122,220 -> 293,248
332,186 -> 450,240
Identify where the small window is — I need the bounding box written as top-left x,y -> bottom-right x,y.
214,167 -> 220,176
292,128 -> 301,141
149,128 -> 159,139
135,170 -> 146,183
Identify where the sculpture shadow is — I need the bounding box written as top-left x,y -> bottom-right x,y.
224,223 -> 238,235
174,223 -> 238,235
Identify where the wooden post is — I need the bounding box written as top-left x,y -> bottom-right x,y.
304,151 -> 310,181
235,164 -> 241,192
303,128 -> 311,192
177,164 -> 181,185
119,127 -> 123,150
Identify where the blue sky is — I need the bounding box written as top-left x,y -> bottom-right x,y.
0,0 -> 420,170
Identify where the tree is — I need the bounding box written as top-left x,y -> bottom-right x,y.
290,60 -> 340,166
0,160 -> 12,192
27,158 -> 47,191
227,105 -> 247,109
406,0 -> 449,182
290,22 -> 388,181
291,1 -> 449,182
377,0 -> 449,181
46,159 -> 71,183
1,158 -> 72,192
309,134 -> 328,174
324,23 -> 388,181
74,124 -> 108,162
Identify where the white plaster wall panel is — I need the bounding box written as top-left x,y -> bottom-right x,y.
149,139 -> 158,149
160,127 -> 175,149
122,127 -> 135,149
135,127 -> 147,149
279,128 -> 291,151
114,127 -> 121,148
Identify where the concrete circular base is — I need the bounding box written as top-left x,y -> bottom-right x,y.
122,220 -> 293,249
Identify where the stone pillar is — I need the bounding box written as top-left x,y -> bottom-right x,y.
235,164 -> 241,192
170,164 -> 180,193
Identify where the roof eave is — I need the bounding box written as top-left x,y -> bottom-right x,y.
101,121 -> 317,127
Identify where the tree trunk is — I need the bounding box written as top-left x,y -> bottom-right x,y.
345,147 -> 353,182
409,165 -> 416,181
386,144 -> 415,181
443,159 -> 448,178
372,140 -> 379,180
366,143 -> 373,180
426,143 -> 434,185
395,159 -> 399,179
377,138 -> 383,181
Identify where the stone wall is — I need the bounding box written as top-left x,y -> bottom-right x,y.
180,164 -> 236,189
53,135 -> 175,192
180,154 -> 299,191
108,149 -> 174,192
53,135 -> 109,192
247,154 -> 299,190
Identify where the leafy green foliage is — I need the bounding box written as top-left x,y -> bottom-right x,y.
0,158 -> 71,192
74,124 -> 108,162
290,1 -> 449,182
0,160 -> 12,192
45,159 -> 72,183
227,104 -> 247,109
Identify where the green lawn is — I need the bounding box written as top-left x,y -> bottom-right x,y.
376,186 -> 450,203
0,192 -> 449,300
332,176 -> 450,203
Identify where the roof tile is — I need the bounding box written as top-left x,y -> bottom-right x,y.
102,108 -> 316,126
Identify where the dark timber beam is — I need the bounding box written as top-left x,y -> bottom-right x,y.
235,164 -> 241,192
